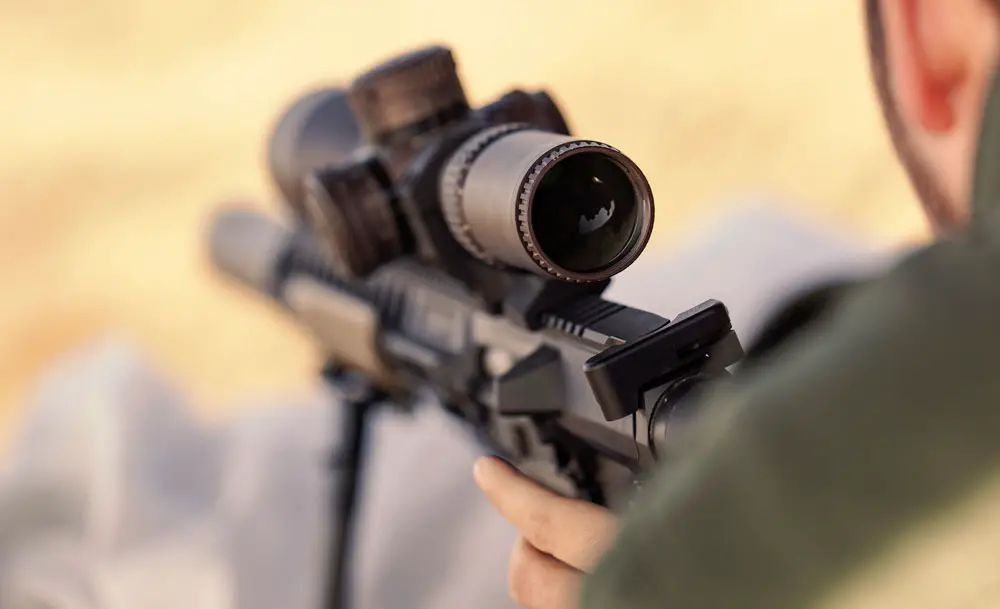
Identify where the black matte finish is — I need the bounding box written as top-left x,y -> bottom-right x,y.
584,300 -> 743,421
477,90 -> 572,135
503,274 -> 611,329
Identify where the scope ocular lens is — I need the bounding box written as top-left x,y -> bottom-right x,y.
440,126 -> 654,282
530,153 -> 639,274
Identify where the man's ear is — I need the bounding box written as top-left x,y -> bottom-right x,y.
879,0 -> 997,134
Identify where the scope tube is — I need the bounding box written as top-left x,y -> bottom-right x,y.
440,124 -> 655,282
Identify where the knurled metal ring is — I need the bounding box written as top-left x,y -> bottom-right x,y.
516,141 -> 621,282
440,123 -> 533,265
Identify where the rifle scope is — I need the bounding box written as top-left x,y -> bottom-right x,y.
265,45 -> 655,284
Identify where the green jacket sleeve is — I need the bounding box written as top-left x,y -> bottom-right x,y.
581,212 -> 1000,609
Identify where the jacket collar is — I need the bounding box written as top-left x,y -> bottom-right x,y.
971,66 -> 1000,221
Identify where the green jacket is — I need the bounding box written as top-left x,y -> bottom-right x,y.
581,74 -> 1000,609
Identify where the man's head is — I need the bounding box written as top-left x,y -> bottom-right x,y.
865,0 -> 1000,233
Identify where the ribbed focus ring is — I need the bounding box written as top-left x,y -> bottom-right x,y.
440,123 -> 534,265
348,46 -> 469,141
516,141 -> 621,282
303,159 -> 402,278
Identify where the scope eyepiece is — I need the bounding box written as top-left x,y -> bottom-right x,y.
441,125 -> 655,282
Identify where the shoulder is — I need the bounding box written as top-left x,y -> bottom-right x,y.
583,221 -> 1000,609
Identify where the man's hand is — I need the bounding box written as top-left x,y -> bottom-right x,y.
473,456 -> 619,609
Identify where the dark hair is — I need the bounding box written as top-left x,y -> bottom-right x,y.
864,0 -> 901,151
864,0 -> 884,73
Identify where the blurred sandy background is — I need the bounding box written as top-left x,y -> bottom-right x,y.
0,0 -> 927,439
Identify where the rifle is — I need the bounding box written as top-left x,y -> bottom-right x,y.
207,45 -> 744,609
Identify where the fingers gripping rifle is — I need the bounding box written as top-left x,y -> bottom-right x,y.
208,46 -> 744,609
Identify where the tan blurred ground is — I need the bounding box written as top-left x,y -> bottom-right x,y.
0,0 -> 927,437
